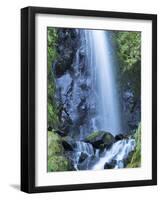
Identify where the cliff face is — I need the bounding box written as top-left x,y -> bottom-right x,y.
53,29 -> 97,139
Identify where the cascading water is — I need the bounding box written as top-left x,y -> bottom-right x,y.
84,30 -> 121,135
92,138 -> 136,170
72,141 -> 98,170
77,30 -> 134,170
74,141 -> 94,156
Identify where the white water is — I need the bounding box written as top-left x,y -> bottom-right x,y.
73,141 -> 95,170
92,139 -> 136,170
74,141 -> 94,155
83,30 -> 135,170
71,30 -> 135,170
85,30 -> 121,135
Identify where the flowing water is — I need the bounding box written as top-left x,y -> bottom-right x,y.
73,141 -> 95,170
92,138 -> 136,170
85,30 -> 121,135
74,30 -> 135,170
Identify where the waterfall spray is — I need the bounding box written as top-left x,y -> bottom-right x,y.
85,30 -> 121,135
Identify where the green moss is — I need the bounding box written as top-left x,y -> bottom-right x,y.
103,134 -> 114,144
48,131 -> 64,157
85,131 -> 101,142
47,27 -> 59,129
48,155 -> 71,172
85,131 -> 114,149
113,31 -> 141,98
48,131 -> 72,172
85,131 -> 113,142
127,123 -> 141,168
113,31 -> 141,73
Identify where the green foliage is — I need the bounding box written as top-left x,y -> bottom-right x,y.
114,31 -> 141,72
113,31 -> 141,97
48,155 -> 71,172
48,131 -> 71,172
47,27 -> 59,129
48,131 -> 64,157
48,27 -> 58,72
47,29 -> 70,172
127,123 -> 141,168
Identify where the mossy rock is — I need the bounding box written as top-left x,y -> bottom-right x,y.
48,155 -> 71,172
127,123 -> 141,168
84,131 -> 115,149
48,131 -> 74,172
48,131 -> 64,157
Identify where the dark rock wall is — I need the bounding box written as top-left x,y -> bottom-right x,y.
53,29 -> 96,139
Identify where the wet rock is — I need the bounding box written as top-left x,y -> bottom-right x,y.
104,160 -> 116,169
54,29 -> 99,138
53,29 -> 78,78
57,108 -> 73,136
122,90 -> 141,132
115,134 -> 124,141
115,134 -> 129,141
62,138 -> 74,151
84,131 -> 115,149
77,155 -> 97,170
78,152 -> 88,163
56,73 -> 73,98
80,83 -> 89,90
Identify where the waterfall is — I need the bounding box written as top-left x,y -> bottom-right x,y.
74,141 -> 94,155
73,141 -> 97,170
84,30 -> 121,135
82,30 -> 134,170
92,139 -> 136,170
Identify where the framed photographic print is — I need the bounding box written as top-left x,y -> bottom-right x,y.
21,6 -> 157,193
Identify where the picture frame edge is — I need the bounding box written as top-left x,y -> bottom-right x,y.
21,6 -> 157,193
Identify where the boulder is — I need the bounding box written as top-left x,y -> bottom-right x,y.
78,152 -> 88,163
115,134 -> 129,141
84,131 -> 115,149
104,160 -> 116,169
115,134 -> 124,141
62,136 -> 74,151
77,155 -> 97,170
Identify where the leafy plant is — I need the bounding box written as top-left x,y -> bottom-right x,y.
113,31 -> 141,98
47,27 -> 59,129
48,131 -> 71,172
127,123 -> 141,168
